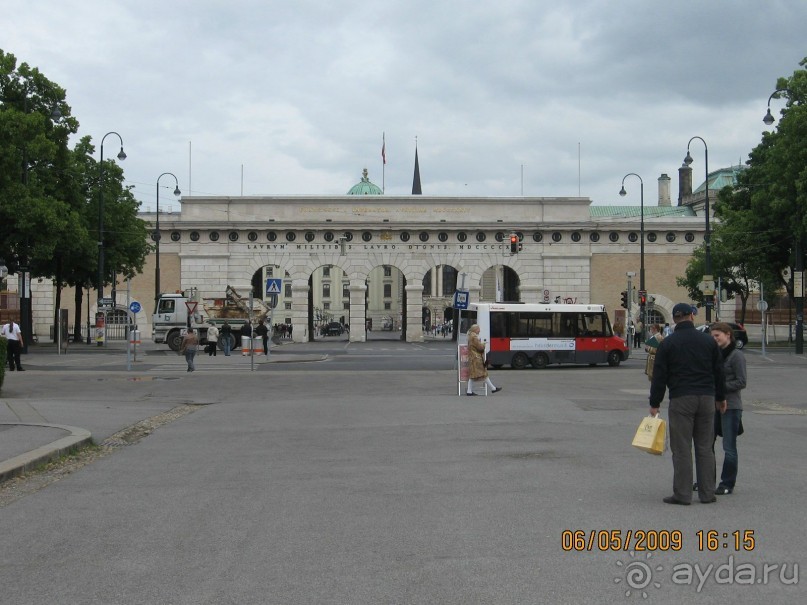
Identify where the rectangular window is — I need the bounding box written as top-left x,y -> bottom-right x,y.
284,302 -> 291,310
383,284 -> 392,298
343,302 -> 350,310
323,266 -> 331,277
384,302 -> 391,310
343,283 -> 350,298
285,284 -> 292,297
323,284 -> 330,298
384,265 -> 392,277
324,302 -> 330,310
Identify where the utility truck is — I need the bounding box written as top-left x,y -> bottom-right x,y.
152,286 -> 272,351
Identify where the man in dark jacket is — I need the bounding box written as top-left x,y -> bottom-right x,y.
649,303 -> 726,505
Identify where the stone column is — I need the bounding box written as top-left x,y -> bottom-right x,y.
290,279 -> 310,343
404,283 -> 424,342
348,281 -> 367,342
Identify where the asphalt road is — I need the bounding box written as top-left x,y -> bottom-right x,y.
1,343 -> 805,604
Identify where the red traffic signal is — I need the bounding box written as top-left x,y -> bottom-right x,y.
509,233 -> 519,254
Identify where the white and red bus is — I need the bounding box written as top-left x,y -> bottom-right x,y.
462,302 -> 630,369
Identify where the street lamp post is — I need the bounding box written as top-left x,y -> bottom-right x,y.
97,132 -> 126,307
619,173 -> 645,342
684,136 -> 712,322
763,89 -> 803,354
155,173 -> 181,305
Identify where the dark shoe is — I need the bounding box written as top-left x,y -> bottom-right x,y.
700,497 -> 717,503
715,485 -> 733,495
466,392 -> 477,396
693,483 -> 698,492
16,368 -> 24,371
663,496 -> 691,506
492,387 -> 503,393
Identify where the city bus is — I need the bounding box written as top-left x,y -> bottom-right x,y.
462,302 -> 630,369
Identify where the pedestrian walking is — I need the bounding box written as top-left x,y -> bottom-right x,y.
1,320 -> 25,371
649,303 -> 726,505
465,324 -> 502,396
709,322 -> 747,496
206,324 -> 219,356
255,320 -> 269,354
180,327 -> 200,372
220,321 -> 233,356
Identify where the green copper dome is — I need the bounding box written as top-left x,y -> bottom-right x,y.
347,168 -> 383,195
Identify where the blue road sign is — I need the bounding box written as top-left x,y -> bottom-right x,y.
453,290 -> 469,310
129,301 -> 142,314
266,278 -> 282,294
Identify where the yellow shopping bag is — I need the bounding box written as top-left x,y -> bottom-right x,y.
632,415 -> 666,455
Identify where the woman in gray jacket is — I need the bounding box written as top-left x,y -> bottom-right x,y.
710,322 -> 747,495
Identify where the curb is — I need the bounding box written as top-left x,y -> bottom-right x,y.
0,423 -> 93,483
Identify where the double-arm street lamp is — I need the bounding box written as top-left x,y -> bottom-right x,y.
619,173 -> 645,340
97,132 -> 126,308
155,173 -> 181,305
763,88 -> 803,354
684,136 -> 712,322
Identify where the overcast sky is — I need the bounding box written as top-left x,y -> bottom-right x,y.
4,1 -> 806,212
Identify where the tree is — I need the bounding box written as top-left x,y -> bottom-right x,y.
683,57 -> 807,325
715,57 -> 807,303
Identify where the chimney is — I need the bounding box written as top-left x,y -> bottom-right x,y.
678,163 -> 692,206
658,173 -> 672,207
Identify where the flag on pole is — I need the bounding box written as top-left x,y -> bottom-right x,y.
381,133 -> 386,165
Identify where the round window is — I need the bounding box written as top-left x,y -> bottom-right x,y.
151,231 -> 161,242
304,231 -> 315,242
209,231 -> 219,242
247,231 -> 258,242
400,231 -> 410,242
647,232 -> 657,243
190,231 -> 200,242
495,231 -> 506,242
476,232 -> 486,242
590,232 -> 600,242
457,231 -> 467,242
685,232 -> 695,243
228,231 -> 239,242
609,232 -> 619,242
666,232 -> 676,243
628,232 -> 638,243
267,231 -> 277,242
362,231 -> 372,242
551,232 -> 562,242
532,232 -> 543,242
438,232 -> 448,242
419,232 -> 429,242
170,231 -> 181,242
324,231 -> 334,242
286,232 -> 296,242
571,232 -> 581,242
343,232 -> 353,242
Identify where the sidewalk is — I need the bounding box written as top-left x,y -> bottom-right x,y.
0,340 -> 325,483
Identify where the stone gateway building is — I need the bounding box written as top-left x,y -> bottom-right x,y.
26,169 -> 727,344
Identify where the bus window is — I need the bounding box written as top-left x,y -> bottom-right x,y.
490,312 -> 508,338
581,313 -> 608,337
558,313 -> 579,337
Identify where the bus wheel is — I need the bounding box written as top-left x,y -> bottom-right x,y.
511,352 -> 529,369
607,350 -> 622,366
530,353 -> 549,369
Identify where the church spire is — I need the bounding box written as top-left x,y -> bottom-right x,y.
412,139 -> 422,195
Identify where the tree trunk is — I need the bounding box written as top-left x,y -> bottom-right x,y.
74,285 -> 84,342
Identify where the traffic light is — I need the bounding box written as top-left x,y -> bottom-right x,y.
509,233 -> 519,254
620,290 -> 628,308
638,290 -> 647,306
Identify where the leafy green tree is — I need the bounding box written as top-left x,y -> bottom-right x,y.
715,57 -> 807,305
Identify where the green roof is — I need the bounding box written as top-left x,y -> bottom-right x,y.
589,206 -> 696,218
693,165 -> 745,195
347,168 -> 383,195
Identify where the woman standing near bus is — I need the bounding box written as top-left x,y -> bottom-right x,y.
466,324 -> 502,396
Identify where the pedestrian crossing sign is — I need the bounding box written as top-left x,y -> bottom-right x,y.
266,278 -> 282,294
